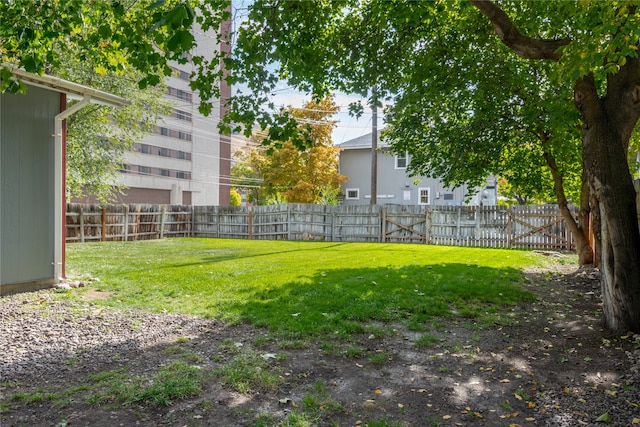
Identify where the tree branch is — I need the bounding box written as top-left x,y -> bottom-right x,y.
469,0 -> 570,61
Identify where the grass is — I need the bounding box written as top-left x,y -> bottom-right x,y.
214,347 -> 283,393
85,360 -> 208,406
7,240 -> 566,424
66,238 -> 547,343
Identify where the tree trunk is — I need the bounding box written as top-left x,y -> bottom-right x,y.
542,150 -> 593,265
575,71 -> 640,333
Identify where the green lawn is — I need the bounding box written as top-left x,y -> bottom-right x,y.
66,238 -> 555,341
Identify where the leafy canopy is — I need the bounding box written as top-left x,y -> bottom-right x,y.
223,0 -> 640,203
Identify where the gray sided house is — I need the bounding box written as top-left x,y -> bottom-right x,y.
1,66 -> 126,295
337,131 -> 497,206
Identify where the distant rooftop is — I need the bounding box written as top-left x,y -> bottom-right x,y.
336,130 -> 390,150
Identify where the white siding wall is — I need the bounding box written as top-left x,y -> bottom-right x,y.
1,87 -> 57,288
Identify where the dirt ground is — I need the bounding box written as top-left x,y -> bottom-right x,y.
1,264 -> 639,427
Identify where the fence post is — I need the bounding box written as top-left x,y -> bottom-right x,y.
330,206 -> 335,242
191,206 -> 195,237
123,205 -> 129,241
160,205 -> 167,239
425,208 -> 431,244
287,205 -> 292,240
475,206 -> 481,241
507,206 -> 513,248
248,209 -> 253,240
101,207 -> 107,242
455,207 -> 462,240
79,207 -> 85,243
381,206 -> 387,243
216,207 -> 220,238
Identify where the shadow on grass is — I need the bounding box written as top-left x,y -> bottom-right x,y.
223,263 -> 534,340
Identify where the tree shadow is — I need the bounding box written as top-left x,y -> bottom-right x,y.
223,263 -> 533,339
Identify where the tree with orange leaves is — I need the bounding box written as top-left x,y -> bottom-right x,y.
248,97 -> 347,204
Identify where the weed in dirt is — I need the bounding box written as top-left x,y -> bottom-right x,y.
278,339 -> 310,350
343,345 -> 366,358
368,351 -> 389,364
514,388 -> 531,401
0,380 -> 19,388
84,360 -> 208,406
415,333 -> 440,347
214,349 -> 283,393
406,319 -> 427,332
499,400 -> 513,411
279,380 -> 344,424
164,345 -> 205,363
134,360 -> 206,405
253,335 -> 269,347
10,389 -> 57,403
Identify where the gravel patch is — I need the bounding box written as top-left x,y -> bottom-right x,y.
0,290 -> 216,382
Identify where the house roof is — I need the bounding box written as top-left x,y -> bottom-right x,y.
336,130 -> 390,150
3,64 -> 129,107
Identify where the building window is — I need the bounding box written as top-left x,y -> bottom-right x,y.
158,147 -> 170,157
160,169 -> 170,177
177,131 -> 192,141
139,144 -> 152,154
172,68 -> 190,81
176,171 -> 187,179
177,150 -> 188,160
120,164 -> 130,173
167,86 -> 193,102
345,188 -> 360,200
173,109 -> 192,122
418,187 -> 430,205
138,166 -> 151,175
159,127 -> 169,136
395,152 -> 408,169
443,193 -> 454,201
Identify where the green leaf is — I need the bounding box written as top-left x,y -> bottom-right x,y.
596,412 -> 612,423
166,30 -> 194,52
164,5 -> 189,29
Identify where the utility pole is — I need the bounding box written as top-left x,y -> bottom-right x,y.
371,86 -> 378,205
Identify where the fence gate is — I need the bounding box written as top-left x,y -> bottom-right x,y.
509,205 -> 575,251
382,205 -> 428,243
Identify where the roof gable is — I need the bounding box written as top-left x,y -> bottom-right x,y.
336,130 -> 390,150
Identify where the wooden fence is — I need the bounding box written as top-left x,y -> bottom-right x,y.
66,203 -> 582,251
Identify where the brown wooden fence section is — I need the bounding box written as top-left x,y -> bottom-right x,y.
66,203 -> 583,251
66,204 -> 191,242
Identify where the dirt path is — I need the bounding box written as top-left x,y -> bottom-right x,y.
1,266 -> 639,426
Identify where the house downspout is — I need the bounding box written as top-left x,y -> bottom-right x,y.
53,94 -> 91,281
